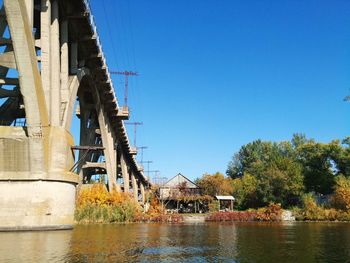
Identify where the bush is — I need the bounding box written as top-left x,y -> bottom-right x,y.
332,175 -> 350,211
206,203 -> 282,222
256,203 -> 282,221
75,184 -> 141,223
208,200 -> 220,212
295,193 -> 350,221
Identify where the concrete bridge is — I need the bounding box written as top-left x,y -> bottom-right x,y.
0,0 -> 151,230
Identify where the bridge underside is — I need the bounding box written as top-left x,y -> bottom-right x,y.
0,0 -> 150,230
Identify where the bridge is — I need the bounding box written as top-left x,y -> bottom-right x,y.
0,0 -> 151,230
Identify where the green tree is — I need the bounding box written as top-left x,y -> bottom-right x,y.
227,139 -> 304,208
296,140 -> 337,195
226,140 -> 277,178
232,173 -> 259,209
255,157 -> 304,207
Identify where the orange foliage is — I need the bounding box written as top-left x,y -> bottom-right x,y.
147,196 -> 164,216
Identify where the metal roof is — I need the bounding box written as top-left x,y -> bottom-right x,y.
215,195 -> 235,201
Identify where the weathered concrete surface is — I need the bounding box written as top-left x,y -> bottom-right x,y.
0,126 -> 78,230
0,181 -> 76,230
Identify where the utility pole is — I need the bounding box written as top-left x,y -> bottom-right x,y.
110,71 -> 138,107
137,146 -> 148,163
125,122 -> 143,147
140,160 -> 153,178
148,170 -> 167,185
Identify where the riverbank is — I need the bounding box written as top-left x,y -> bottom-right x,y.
74,184 -> 350,224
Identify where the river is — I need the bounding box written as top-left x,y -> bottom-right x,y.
1,222 -> 350,262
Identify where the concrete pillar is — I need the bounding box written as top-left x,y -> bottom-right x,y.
60,20 -> 69,124
70,42 -> 78,74
131,172 -> 138,202
96,101 -> 117,192
41,0 -> 51,113
120,152 -> 129,193
50,0 -> 60,126
77,105 -> 98,173
114,141 -> 122,192
24,0 -> 33,28
140,182 -> 145,204
0,126 -> 78,230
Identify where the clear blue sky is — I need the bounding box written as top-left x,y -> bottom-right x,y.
86,0 -> 350,181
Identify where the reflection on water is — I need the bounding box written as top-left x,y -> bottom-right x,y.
1,222 -> 350,262
0,230 -> 71,263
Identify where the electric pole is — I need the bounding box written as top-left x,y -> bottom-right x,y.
137,146 -> 148,163
110,71 -> 138,107
140,160 -> 153,178
125,122 -> 143,147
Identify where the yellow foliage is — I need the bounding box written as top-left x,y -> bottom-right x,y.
147,196 -> 164,216
75,183 -> 141,223
332,175 -> 350,211
76,183 -> 138,207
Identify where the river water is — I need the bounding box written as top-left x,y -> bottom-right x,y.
1,222 -> 350,262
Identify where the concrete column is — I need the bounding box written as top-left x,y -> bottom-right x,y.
95,89 -> 117,192
140,182 -> 145,204
131,172 -> 138,202
120,152 -> 129,193
114,141 -> 122,192
60,20 -> 69,124
24,0 -> 33,29
70,42 -> 78,74
50,0 -> 60,126
40,0 -> 51,113
77,106 -> 98,173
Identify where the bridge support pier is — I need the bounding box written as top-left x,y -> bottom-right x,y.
0,0 -> 151,230
140,182 -> 146,204
0,126 -> 78,230
131,172 -> 138,202
120,152 -> 130,193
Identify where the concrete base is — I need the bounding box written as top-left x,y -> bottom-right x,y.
0,126 -> 79,230
0,181 -> 76,230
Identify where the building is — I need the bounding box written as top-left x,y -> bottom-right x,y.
158,173 -> 210,213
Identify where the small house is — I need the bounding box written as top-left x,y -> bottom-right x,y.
158,173 -> 210,213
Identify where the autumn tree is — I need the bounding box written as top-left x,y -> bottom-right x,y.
195,172 -> 233,197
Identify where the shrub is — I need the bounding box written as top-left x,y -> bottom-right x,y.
208,200 -> 220,212
256,203 -> 282,221
75,184 -> 141,223
295,193 -> 350,221
300,193 -> 325,220
332,175 -> 350,211
205,204 -> 282,222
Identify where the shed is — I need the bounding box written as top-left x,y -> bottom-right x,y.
159,173 -> 200,200
215,195 -> 235,211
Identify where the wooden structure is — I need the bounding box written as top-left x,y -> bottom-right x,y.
215,195 -> 235,211
159,173 -> 210,213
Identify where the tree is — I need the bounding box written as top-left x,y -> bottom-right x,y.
332,175 -> 350,210
296,140 -> 337,195
227,139 -> 304,208
227,135 -> 350,209
255,157 -> 304,207
232,173 -> 259,209
226,140 -> 277,179
195,172 -> 233,197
